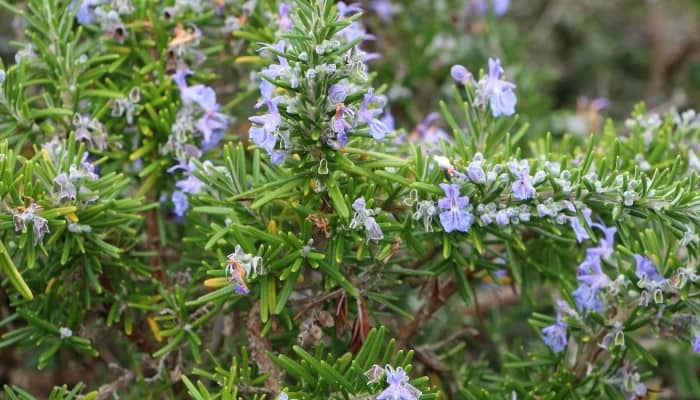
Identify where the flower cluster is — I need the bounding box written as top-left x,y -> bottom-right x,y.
248,2 -> 390,165
365,365 -> 422,400
163,54 -> 228,216
451,58 -> 517,117
421,153 -> 601,238
571,223 -> 617,313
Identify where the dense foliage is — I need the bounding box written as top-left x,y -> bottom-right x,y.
0,0 -> 699,399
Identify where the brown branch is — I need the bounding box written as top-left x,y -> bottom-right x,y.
248,300 -> 281,395
396,278 -> 458,349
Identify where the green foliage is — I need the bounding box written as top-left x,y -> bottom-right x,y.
0,0 -> 698,399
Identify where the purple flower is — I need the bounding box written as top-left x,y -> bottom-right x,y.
577,251 -> 611,290
495,210 -> 509,226
250,100 -> 281,133
466,153 -> 486,183
329,82 -> 350,104
72,0 -> 99,24
173,70 -> 219,112
589,223 -> 617,259
381,108 -> 395,131
359,90 -> 389,140
572,283 -> 603,313
54,173 -> 77,201
472,0 -> 510,16
569,208 -> 592,243
693,334 -> 700,353
415,113 -> 450,146
483,58 -> 517,117
633,254 -> 665,284
278,3 -> 292,31
332,105 -> 353,146
234,281 -> 249,295
349,197 -> 384,242
511,167 -> 535,200
364,217 -> 384,242
375,366 -> 421,400
196,111 -> 228,150
176,175 -> 204,194
450,64 -> 473,85
437,183 -> 474,233
492,0 -> 510,15
172,190 -> 189,217
542,314 -> 568,353
337,2 -> 363,17
370,0 -> 395,22
249,126 -> 277,154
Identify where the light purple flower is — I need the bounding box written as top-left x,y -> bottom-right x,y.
249,100 -> 282,137
572,283 -> 603,313
437,183 -> 473,233
450,64 -> 472,85
577,251 -> 611,290
349,197 -> 384,242
72,0 -> 99,24
569,208 -> 592,243
329,82 -> 350,104
370,0 -> 395,22
332,105 -> 353,146
589,223 -> 617,259
467,153 -> 486,183
511,167 -> 535,200
492,0 -> 510,16
196,111 -> 228,150
415,113 -> 450,146
176,175 -> 204,194
364,217 -> 384,242
633,254 -> 665,284
473,0 -> 510,16
542,313 -> 568,353
693,334 -> 700,353
337,2 -> 362,17
381,108 -> 395,132
173,70 -> 219,112
484,58 -> 517,117
278,3 -> 292,31
249,126 -> 277,154
359,90 -> 389,140
375,366 -> 421,400
54,173 -> 77,201
495,210 -> 509,226
172,190 -> 189,217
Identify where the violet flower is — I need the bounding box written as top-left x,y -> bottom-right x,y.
172,190 -> 189,217
437,183 -> 474,233
370,0 -> 395,22
375,366 -> 421,400
358,90 -> 389,140
542,313 -> 568,353
633,254 -> 665,284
